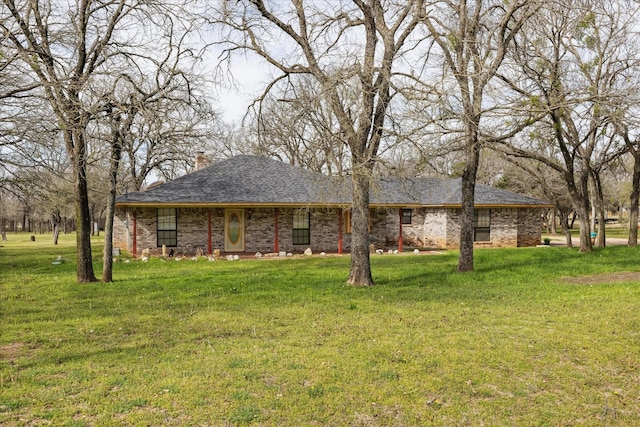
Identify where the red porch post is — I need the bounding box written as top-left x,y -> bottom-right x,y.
338,209 -> 343,254
132,210 -> 137,257
398,208 -> 403,252
208,209 -> 212,255
274,208 -> 279,253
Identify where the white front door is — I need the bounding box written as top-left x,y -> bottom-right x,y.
224,209 -> 245,252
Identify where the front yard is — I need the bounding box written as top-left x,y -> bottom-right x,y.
1,233 -> 640,425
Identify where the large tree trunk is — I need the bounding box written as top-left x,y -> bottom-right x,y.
75,169 -> 97,282
576,204 -> 592,252
347,169 -> 374,286
457,127 -> 480,273
458,175 -> 476,272
71,129 -> 97,283
562,167 -> 591,253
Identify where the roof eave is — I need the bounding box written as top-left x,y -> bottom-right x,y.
116,201 -> 554,209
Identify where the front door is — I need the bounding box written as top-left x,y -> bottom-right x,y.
225,209 -> 245,252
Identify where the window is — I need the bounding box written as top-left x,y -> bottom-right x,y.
293,209 -> 310,245
401,209 -> 412,225
474,209 -> 491,242
344,210 -> 352,234
157,208 -> 177,247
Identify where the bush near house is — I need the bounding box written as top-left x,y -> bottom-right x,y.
1,233 -> 640,425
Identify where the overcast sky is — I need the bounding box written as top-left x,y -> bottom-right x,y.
207,47 -> 271,124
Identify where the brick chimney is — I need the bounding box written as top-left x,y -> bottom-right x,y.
195,152 -> 209,171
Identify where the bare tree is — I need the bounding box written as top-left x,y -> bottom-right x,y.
499,0 -> 639,252
1,0 -> 219,281
243,77 -> 348,175
118,91 -> 220,192
102,77 -> 218,281
1,0 -> 144,282
214,0 -> 425,286
422,0 -> 538,271
93,7 -> 220,281
498,151 -> 576,244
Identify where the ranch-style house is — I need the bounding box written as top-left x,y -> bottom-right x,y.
113,155 -> 552,257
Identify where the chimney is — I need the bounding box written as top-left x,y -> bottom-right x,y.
195,152 -> 209,171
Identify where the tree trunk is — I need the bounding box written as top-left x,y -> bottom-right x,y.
71,131 -> 97,283
560,213 -> 573,249
569,212 -> 577,229
21,210 -> 27,233
592,172 -> 606,248
457,134 -> 480,273
576,205 -> 592,253
629,152 -> 640,246
52,210 -> 61,245
577,170 -> 593,252
347,169 -> 374,286
596,213 -> 606,248
558,151 -> 591,252
102,129 -> 122,283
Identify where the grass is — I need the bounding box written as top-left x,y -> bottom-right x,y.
2,232 -> 640,425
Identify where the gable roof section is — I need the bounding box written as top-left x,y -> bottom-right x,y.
116,155 -> 348,206
116,155 -> 551,208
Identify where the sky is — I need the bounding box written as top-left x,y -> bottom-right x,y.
208,48 -> 272,124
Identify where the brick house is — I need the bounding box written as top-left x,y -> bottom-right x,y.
113,155 -> 551,256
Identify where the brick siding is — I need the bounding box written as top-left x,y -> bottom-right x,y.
113,205 -> 544,256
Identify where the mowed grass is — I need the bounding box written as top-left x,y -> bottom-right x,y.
2,233 -> 640,425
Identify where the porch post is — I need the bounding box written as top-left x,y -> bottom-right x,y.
398,208 -> 403,252
208,209 -> 212,255
274,208 -> 279,253
338,209 -> 343,254
132,209 -> 137,257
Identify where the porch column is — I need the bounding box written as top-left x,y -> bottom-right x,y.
338,209 -> 343,254
132,210 -> 137,257
274,208 -> 279,253
398,208 -> 403,252
207,209 -> 212,255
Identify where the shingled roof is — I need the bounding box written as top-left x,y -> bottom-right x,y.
115,155 -> 550,208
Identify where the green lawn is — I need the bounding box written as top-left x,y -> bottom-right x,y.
2,233 -> 640,425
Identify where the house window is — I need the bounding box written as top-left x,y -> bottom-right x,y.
293,209 -> 310,245
402,209 -> 412,224
157,208 -> 177,247
474,209 -> 491,242
344,210 -> 352,234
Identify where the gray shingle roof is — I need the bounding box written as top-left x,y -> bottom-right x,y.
116,155 -> 550,208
